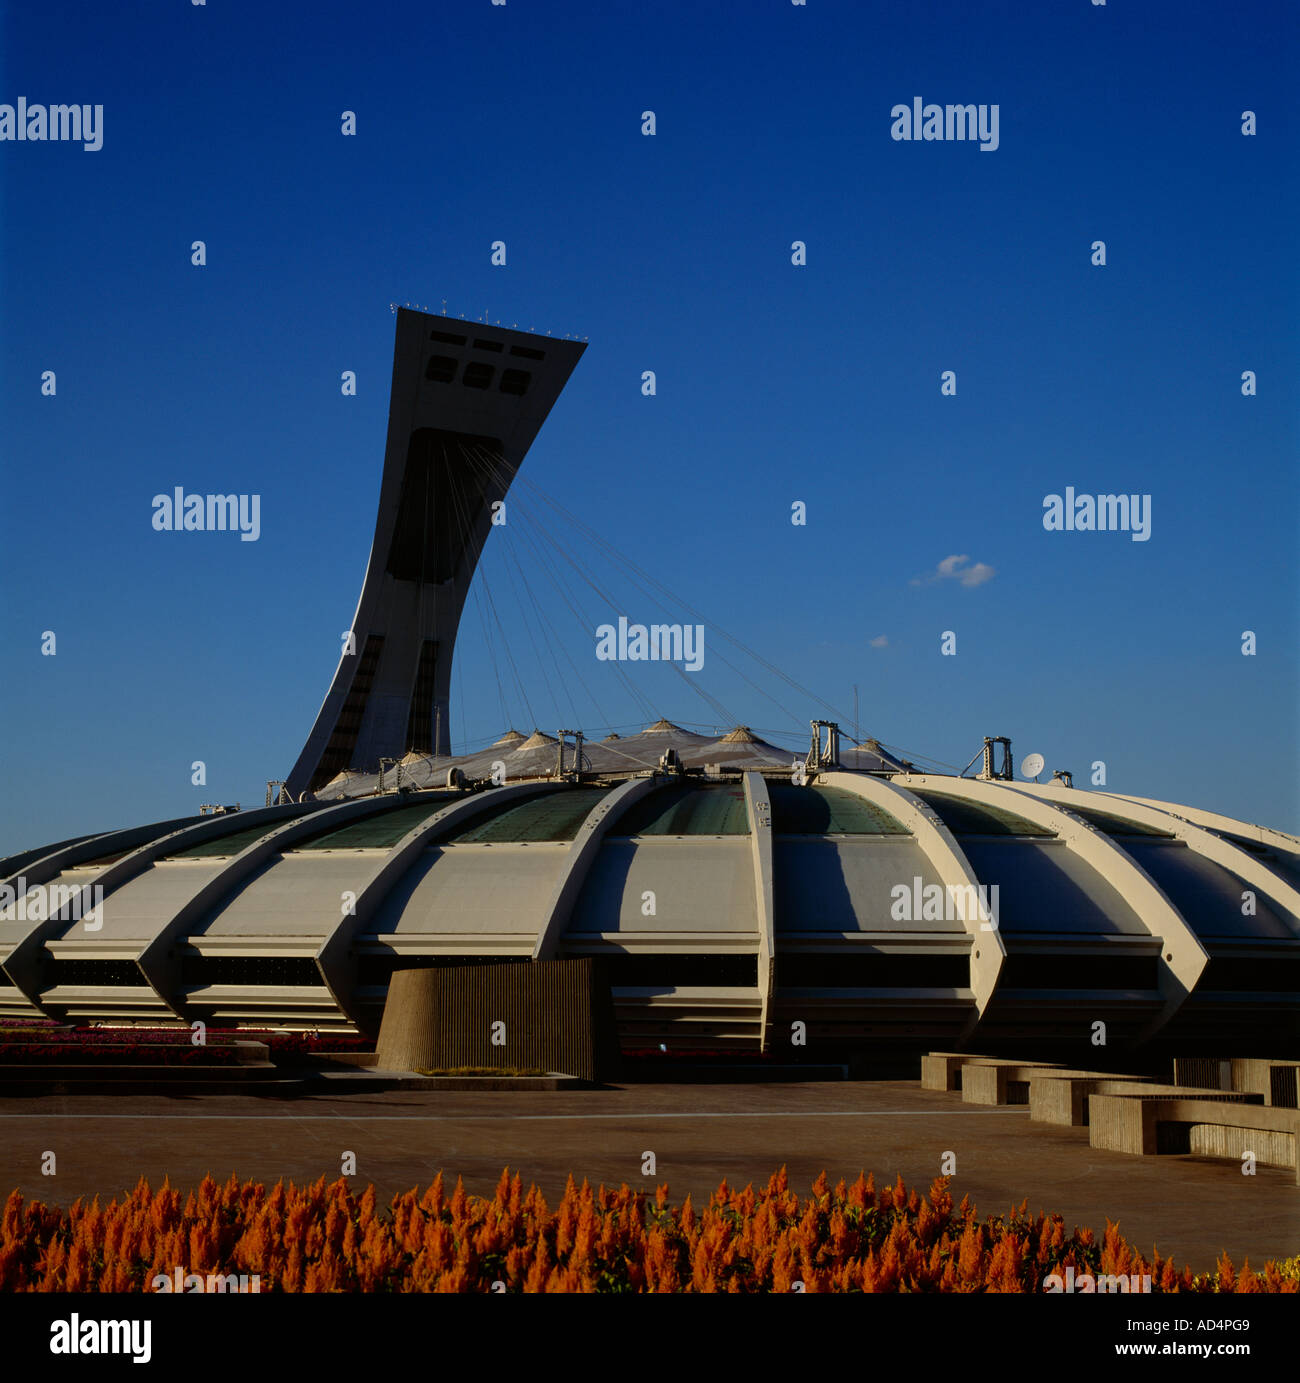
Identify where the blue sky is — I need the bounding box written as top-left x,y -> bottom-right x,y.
2,0 -> 1297,847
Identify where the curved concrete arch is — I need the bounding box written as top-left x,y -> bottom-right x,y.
1100,792 -> 1300,851
533,777 -> 664,962
818,771 -> 1006,1030
741,772 -> 775,1054
136,795 -> 419,1017
0,831 -> 100,881
317,782 -> 567,1025
894,774 -> 1208,1039
1,812 -> 209,897
1013,781 -> 1300,941
1,803 -> 314,1012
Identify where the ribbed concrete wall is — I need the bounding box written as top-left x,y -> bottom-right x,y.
1230,1058 -> 1300,1108
1029,1078 -> 1254,1128
1173,1057 -> 1228,1090
375,958 -> 620,1081
1029,1077 -> 1110,1127
962,1063 -> 1141,1107
1087,1092 -> 1149,1154
1186,1122 -> 1295,1170
920,1054 -> 964,1091
1089,1094 -> 1300,1181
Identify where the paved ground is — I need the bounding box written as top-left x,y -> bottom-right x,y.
1,1081 -> 1296,1271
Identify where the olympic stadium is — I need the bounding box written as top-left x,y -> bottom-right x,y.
2,309 -> 1297,1062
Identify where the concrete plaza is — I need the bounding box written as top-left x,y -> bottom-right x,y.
1,1079 -> 1295,1271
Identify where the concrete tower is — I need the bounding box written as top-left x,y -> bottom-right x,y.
286,309 -> 586,796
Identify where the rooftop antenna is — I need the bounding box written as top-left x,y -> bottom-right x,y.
979,736 -> 1014,781
1020,752 -> 1045,782
556,729 -> 584,782
807,720 -> 841,774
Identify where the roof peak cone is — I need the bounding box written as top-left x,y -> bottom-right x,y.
720,725 -> 758,743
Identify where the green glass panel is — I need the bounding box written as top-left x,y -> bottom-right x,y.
909,789 -> 1053,837
767,783 -> 909,835
612,784 -> 750,836
292,797 -> 457,851
448,788 -> 611,843
165,824 -> 281,859
1062,806 -> 1174,838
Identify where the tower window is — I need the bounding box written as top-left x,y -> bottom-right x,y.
462,362 -> 495,389
500,368 -> 531,396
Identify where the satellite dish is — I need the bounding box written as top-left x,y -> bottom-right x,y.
1021,752 -> 1045,780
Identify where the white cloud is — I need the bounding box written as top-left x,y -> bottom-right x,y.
869,635 -> 889,647
911,554 -> 996,588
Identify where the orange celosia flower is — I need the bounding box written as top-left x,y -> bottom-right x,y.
0,1166 -> 1293,1294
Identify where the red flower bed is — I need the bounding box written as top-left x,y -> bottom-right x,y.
0,1043 -> 242,1066
0,1025 -> 371,1064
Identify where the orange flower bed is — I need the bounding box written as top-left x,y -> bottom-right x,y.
2,1169 -> 1294,1293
